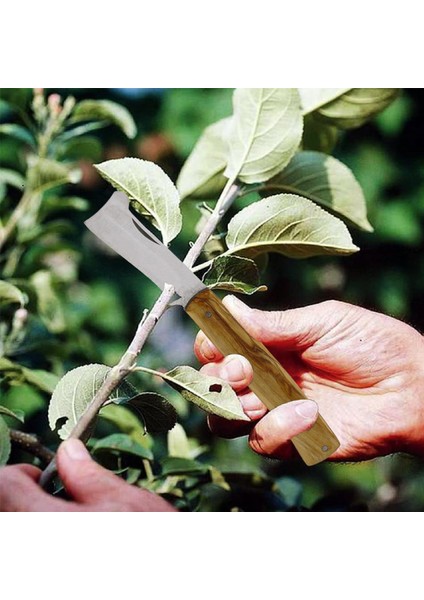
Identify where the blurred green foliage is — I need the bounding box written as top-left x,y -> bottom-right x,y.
1,88 -> 423,510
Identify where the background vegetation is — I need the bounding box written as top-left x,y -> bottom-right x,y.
1,88 -> 423,510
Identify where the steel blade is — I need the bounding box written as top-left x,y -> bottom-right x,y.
85,192 -> 206,306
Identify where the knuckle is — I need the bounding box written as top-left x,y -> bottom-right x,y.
320,299 -> 351,315
269,309 -> 288,331
246,307 -> 270,339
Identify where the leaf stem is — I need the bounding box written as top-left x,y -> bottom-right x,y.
134,365 -> 163,377
39,181 -> 240,489
191,259 -> 214,274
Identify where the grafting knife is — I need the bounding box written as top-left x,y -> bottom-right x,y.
85,192 -> 339,465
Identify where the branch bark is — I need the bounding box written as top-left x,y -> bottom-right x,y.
39,182 -> 240,489
10,430 -> 55,464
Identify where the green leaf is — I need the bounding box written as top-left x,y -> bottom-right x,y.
194,204 -> 226,261
376,94 -> 411,137
160,456 -> 207,476
27,158 -> 80,194
40,195 -> 89,219
225,88 -> 303,184
0,359 -> 58,394
0,416 -> 11,466
159,365 -> 248,421
168,423 -> 191,458
100,403 -> 153,447
1,384 -> 45,419
225,194 -> 359,259
273,476 -> 303,508
263,151 -> 373,232
176,117 -> 231,200
18,220 -> 75,244
30,270 -> 65,333
21,368 -> 60,394
315,89 -> 400,129
299,89 -> 351,114
72,99 -> 137,139
124,468 -> 142,484
302,114 -> 339,154
95,158 -> 182,244
84,280 -> 126,336
0,360 -> 40,393
0,280 -> 26,307
209,466 -> 231,491
116,392 -> 177,434
161,88 -> 233,157
203,255 -> 267,295
374,201 -> 422,245
0,89 -> 32,111
0,124 -> 35,147
92,433 -> 153,460
0,405 -> 24,423
48,363 -> 137,439
59,121 -> 109,141
0,168 -> 25,190
58,136 -> 103,162
0,357 -> 20,374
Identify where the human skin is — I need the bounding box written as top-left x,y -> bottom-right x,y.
0,439 -> 176,512
194,296 -> 424,461
2,296 -> 423,511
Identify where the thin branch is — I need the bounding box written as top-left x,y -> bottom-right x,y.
39,181 -> 240,489
183,182 -> 239,269
39,284 -> 174,489
10,430 -> 55,464
0,191 -> 33,252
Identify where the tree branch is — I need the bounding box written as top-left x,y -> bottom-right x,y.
183,182 -> 239,269
10,430 -> 55,464
39,181 -> 240,489
0,191 -> 33,252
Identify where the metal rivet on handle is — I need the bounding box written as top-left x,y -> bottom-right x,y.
322,445 -> 329,452
205,311 -> 212,318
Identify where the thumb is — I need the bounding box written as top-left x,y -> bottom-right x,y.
57,439 -> 122,503
249,399 -> 319,460
222,295 -> 330,349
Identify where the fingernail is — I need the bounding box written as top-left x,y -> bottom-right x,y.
200,338 -> 216,361
221,356 -> 248,382
295,400 -> 319,420
62,439 -> 89,461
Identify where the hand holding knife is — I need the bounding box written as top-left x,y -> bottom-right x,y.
85,192 -> 340,465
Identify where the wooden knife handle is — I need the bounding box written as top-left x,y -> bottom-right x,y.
186,288 -> 339,466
